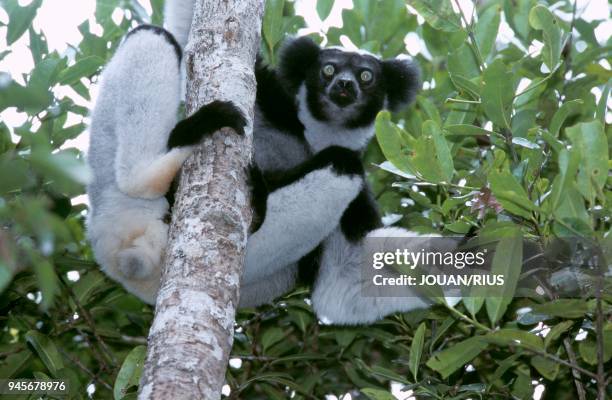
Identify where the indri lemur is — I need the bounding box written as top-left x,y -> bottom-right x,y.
88,1 -> 433,324
86,26 -> 245,303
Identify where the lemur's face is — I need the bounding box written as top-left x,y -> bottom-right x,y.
279,37 -> 421,129
305,49 -> 385,125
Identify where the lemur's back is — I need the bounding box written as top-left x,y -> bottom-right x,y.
252,59 -> 310,173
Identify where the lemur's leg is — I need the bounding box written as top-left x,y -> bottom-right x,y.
242,146 -> 364,284
88,212 -> 168,304
239,264 -> 298,308
106,25 -> 183,199
108,25 -> 245,200
311,227 -> 446,325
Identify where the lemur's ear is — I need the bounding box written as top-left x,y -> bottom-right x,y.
278,36 -> 320,93
382,58 -> 420,112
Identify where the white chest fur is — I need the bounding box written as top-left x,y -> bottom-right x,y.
296,85 -> 375,153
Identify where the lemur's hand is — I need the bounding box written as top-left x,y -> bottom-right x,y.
167,100 -> 247,149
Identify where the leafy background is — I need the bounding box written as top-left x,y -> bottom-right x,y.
0,0 -> 610,399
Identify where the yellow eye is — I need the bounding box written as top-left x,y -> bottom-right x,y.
360,70 -> 373,82
323,64 -> 335,76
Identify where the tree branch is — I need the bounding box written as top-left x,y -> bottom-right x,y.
138,1 -> 262,398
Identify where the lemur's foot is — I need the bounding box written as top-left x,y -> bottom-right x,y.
167,100 -> 247,149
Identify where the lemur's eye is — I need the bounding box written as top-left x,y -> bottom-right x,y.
360,70 -> 373,82
322,64 -> 335,77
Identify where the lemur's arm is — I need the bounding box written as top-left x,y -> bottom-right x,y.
242,146 -> 364,284
108,25 -> 244,200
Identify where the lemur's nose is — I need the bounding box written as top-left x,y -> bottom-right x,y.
337,79 -> 353,89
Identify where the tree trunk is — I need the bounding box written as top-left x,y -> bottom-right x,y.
138,1 -> 262,398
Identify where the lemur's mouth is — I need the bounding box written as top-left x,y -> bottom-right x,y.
329,89 -> 356,107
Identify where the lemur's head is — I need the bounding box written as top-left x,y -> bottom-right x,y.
279,36 -> 420,130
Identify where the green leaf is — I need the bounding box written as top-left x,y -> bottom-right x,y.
316,0 -> 333,21
0,351 -> 32,378
474,5 -> 501,59
462,286 -> 486,317
369,0 -> 414,48
32,255 -> 58,311
481,59 -> 515,129
484,329 -> 543,351
411,0 -> 461,32
578,339 -> 598,365
114,346 -> 146,400
530,355 -> 559,380
52,122 -> 86,148
29,56 -> 62,91
417,96 -> 441,126
28,27 -> 49,65
287,309 -> 312,333
489,170 -> 536,218
491,353 -> 521,383
263,0 -> 285,53
448,74 -> 481,100
334,328 -> 357,348
485,232 -> 523,325
596,80 -> 610,124
578,330 -> 612,365
30,149 -> 92,188
25,330 -> 64,377
532,299 -> 589,319
445,124 -> 494,138
361,388 -> 396,400
423,120 -> 453,182
261,327 -> 285,352
375,111 -> 415,175
0,122 -> 15,154
549,99 -> 583,137
72,270 -> 107,306
427,336 -> 488,378
150,0 -> 164,25
448,43 -> 480,79
566,120 -> 608,201
512,366 -> 533,399
553,186 -> 591,236
544,321 -> 574,349
528,5 -> 564,71
0,155 -> 34,194
56,56 -> 104,85
5,0 -> 42,45
409,120 -> 454,183
0,80 -> 52,113
409,322 -> 426,381
547,148 -> 580,212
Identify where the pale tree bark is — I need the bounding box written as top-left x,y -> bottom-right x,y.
138,1 -> 263,399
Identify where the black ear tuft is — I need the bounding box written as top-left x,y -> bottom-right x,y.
278,36 -> 321,93
382,58 -> 421,112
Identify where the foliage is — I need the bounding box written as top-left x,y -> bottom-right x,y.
0,0 -> 610,399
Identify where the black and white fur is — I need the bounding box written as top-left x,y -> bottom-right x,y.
238,36 -> 429,324
86,25 -> 245,303
91,0 -> 433,324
